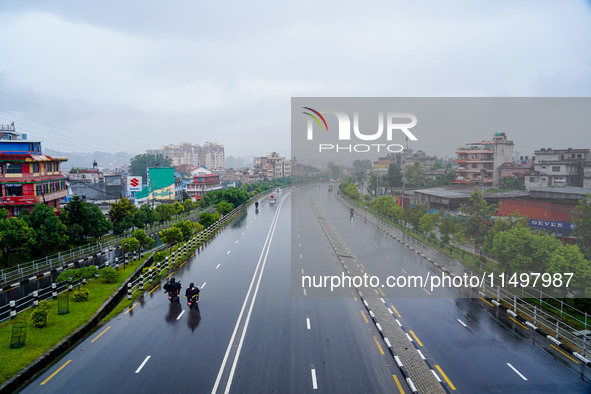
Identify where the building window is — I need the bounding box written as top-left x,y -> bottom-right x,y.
33,163 -> 40,173
5,162 -> 22,174
472,164 -> 477,168
5,184 -> 23,196
552,166 -> 560,172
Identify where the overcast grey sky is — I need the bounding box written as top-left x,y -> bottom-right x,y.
1,1 -> 590,164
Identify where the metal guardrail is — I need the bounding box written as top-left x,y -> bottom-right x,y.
340,193 -> 591,357
0,208 -> 209,287
1,188 -> 270,321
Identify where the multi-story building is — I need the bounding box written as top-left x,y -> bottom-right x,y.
525,148 -> 590,189
254,152 -> 291,179
497,160 -> 533,187
0,125 -> 68,217
453,132 -> 514,186
147,141 -> 225,168
186,173 -> 222,200
203,142 -> 225,169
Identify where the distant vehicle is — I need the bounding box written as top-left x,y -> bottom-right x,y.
269,195 -> 276,205
276,188 -> 282,192
328,185 -> 333,192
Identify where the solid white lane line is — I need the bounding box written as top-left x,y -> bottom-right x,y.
176,310 -> 185,320
135,356 -> 151,373
507,363 -> 528,380
311,369 -> 318,389
457,319 -> 467,327
212,193 -> 287,394
201,282 -> 206,289
306,317 -> 311,330
216,264 -> 221,269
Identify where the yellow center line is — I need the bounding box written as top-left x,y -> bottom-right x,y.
373,336 -> 385,355
360,310 -> 369,323
351,291 -> 358,301
124,302 -> 139,314
509,316 -> 529,330
378,287 -> 386,297
435,365 -> 456,390
409,330 -> 423,347
40,360 -> 71,385
480,297 -> 494,307
166,271 -> 174,279
391,305 -> 401,318
392,375 -> 405,394
148,284 -> 160,294
360,263 -> 366,270
550,344 -> 579,364
180,261 -> 187,267
91,326 -> 111,343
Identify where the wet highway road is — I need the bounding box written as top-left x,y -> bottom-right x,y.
20,187 -> 409,393
310,186 -> 591,393
18,185 -> 591,393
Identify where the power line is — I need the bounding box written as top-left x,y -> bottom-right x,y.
0,109 -> 140,153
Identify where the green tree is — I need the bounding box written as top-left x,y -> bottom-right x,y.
432,162 -> 444,170
131,229 -> 155,249
216,201 -> 234,216
405,162 -> 426,189
129,153 -> 173,177
491,225 -> 561,274
27,203 -> 68,254
547,244 -> 591,294
120,237 -> 140,253
172,201 -> 185,215
572,193 -> 591,260
174,220 -> 194,241
352,159 -> 372,190
439,214 -> 461,244
86,204 -> 112,239
344,183 -> 360,200
327,162 -> 341,179
199,212 -> 216,228
183,199 -> 195,213
370,196 -> 402,219
482,212 -> 529,255
155,203 -> 174,222
61,195 -> 90,244
0,210 -> 37,265
108,198 -> 137,235
159,226 -> 183,253
460,188 -> 498,255
419,214 -> 435,236
387,164 -> 403,194
501,177 -> 525,190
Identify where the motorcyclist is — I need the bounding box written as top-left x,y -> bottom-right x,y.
185,282 -> 200,302
164,277 -> 181,297
255,201 -> 259,209
350,208 -> 354,217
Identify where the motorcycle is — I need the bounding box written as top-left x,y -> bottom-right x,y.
168,290 -> 180,303
187,293 -> 199,309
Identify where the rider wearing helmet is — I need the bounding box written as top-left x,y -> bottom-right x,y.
185,282 -> 200,302
164,277 -> 181,296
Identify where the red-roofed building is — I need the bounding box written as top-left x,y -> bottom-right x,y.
186,173 -> 222,200
0,125 -> 68,217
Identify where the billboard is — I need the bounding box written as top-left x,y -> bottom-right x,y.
127,176 -> 142,192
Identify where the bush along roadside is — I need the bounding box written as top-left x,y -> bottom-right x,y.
0,201 -> 249,392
